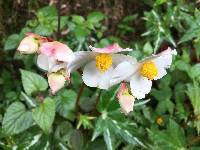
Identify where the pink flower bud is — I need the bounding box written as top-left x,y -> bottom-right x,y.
48,73 -> 66,94
117,83 -> 135,115
17,36 -> 39,54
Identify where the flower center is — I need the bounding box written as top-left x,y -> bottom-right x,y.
95,54 -> 112,72
140,61 -> 158,80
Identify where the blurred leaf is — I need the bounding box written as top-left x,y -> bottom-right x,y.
72,15 -> 85,24
155,0 -> 167,5
187,82 -> 200,133
32,97 -> 55,133
87,11 -> 105,24
2,102 -> 33,135
148,119 -> 186,150
69,130 -> 83,150
143,42 -> 153,54
20,69 -> 48,96
4,34 -> 20,50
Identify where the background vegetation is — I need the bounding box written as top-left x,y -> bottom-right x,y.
1,0 -> 200,149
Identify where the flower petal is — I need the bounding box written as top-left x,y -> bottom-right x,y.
48,73 -> 66,94
82,61 -> 113,89
112,54 -> 137,66
37,54 -> 56,71
153,48 -> 177,79
110,61 -> 139,86
118,95 -> 135,115
130,74 -> 152,99
89,43 -> 132,54
40,41 -> 75,62
67,51 -> 95,72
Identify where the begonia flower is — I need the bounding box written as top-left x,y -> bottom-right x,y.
112,47 -> 177,99
68,43 -> 135,89
37,41 -> 75,93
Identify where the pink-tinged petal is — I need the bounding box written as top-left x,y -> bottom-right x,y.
117,82 -> 129,99
118,95 -> 135,115
48,73 -> 66,94
40,41 -> 75,62
89,43 -> 132,54
17,36 -> 39,54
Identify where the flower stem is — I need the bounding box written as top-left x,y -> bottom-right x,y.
76,82 -> 85,114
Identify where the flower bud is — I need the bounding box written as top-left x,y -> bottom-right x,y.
48,73 -> 66,94
17,36 -> 38,54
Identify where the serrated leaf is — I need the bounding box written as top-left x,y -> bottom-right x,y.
4,34 -> 20,50
32,97 -> 55,133
20,69 -> 48,95
2,102 -> 33,135
55,89 -> 77,121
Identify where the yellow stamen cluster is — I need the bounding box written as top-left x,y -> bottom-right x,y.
156,117 -> 164,125
140,61 -> 158,80
95,54 -> 112,72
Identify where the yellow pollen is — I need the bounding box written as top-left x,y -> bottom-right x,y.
95,54 -> 112,72
140,61 -> 158,80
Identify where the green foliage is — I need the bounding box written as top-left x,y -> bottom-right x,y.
32,97 -> 55,133
20,69 -> 48,95
1,1 -> 200,149
2,102 -> 33,135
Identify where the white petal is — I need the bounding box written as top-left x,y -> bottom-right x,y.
37,54 -> 56,71
110,61 -> 139,86
112,54 -> 137,66
82,61 -> 113,89
67,51 -> 95,73
82,61 -> 99,88
130,74 -> 152,99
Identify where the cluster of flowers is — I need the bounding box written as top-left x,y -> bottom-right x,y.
17,33 -> 177,115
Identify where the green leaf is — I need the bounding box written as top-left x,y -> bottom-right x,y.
20,69 -> 48,95
148,119 -> 186,150
32,97 -> 55,133
143,42 -> 153,54
103,129 -> 114,150
2,102 -> 33,135
72,15 -> 85,24
37,6 -> 57,18
4,34 -> 20,50
55,89 -> 77,121
87,11 -> 105,24
69,130 -> 83,150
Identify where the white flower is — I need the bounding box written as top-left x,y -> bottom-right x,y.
117,82 -> 135,115
68,43 -> 135,89
112,47 -> 177,99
